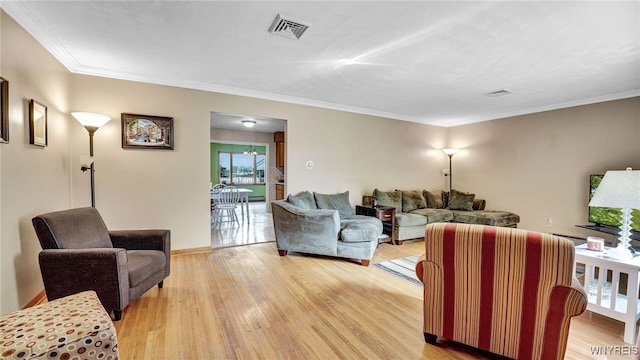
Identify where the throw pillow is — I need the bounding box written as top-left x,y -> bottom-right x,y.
287,191 -> 317,210
424,189 -> 445,209
448,189 -> 475,211
313,191 -> 354,218
373,189 -> 402,212
402,190 -> 426,213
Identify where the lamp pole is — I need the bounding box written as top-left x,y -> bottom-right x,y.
442,148 -> 458,191
85,126 -> 98,207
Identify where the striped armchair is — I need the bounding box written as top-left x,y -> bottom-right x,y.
415,223 -> 587,360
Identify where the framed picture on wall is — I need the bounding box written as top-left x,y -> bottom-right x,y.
121,113 -> 174,150
0,77 -> 8,143
29,99 -> 48,146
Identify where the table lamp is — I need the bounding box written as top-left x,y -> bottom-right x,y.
588,167 -> 640,260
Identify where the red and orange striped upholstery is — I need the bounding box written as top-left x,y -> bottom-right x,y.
415,223 -> 587,360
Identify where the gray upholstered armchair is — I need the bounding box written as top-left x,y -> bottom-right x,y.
32,207 -> 171,320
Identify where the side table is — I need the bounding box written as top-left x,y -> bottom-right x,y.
573,243 -> 640,343
355,205 -> 397,245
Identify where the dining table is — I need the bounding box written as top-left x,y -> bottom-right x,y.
210,188 -> 253,223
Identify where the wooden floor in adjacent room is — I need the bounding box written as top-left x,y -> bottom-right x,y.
114,232 -> 639,359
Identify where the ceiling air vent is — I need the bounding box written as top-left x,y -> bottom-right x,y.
269,14 -> 310,40
484,89 -> 512,97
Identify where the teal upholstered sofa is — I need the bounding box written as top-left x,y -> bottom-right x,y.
365,188 -> 520,243
271,191 -> 383,266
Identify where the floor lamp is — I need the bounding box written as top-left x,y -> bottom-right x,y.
442,148 -> 458,191
71,112 -> 111,207
588,167 -> 640,260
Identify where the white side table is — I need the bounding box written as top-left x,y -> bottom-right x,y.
574,244 -> 640,343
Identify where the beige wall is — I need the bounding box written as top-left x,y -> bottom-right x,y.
448,97 -> 640,240
1,12 -> 72,311
68,74 -> 447,248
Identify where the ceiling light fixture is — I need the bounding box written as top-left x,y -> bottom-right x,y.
242,120 -> 256,128
243,145 -> 258,155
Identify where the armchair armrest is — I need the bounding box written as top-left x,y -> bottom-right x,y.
38,248 -> 129,310
415,253 -> 428,283
109,229 -> 170,251
271,201 -> 341,253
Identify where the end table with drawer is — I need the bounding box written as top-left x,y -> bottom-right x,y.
355,205 -> 397,245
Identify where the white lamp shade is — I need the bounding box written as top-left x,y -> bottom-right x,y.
442,148 -> 458,156
589,169 -> 640,209
71,112 -> 111,128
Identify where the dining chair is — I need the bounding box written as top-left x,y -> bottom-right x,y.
211,183 -> 226,221
212,185 -> 240,228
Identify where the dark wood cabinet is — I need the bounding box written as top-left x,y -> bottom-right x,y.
355,205 -> 397,245
274,131 -> 285,168
275,183 -> 285,200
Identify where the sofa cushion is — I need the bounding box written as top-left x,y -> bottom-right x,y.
396,212 -> 428,227
424,190 -> 445,209
314,191 -> 354,218
288,191 -> 317,210
409,208 -> 454,223
402,190 -> 426,213
448,189 -> 475,211
373,189 -> 402,212
451,210 -> 520,227
340,215 -> 383,243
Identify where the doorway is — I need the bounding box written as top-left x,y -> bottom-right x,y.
209,112 -> 286,248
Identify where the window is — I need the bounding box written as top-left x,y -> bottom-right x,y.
218,152 -> 265,185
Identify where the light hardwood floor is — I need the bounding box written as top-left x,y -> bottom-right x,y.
211,201 -> 274,248
114,209 -> 639,359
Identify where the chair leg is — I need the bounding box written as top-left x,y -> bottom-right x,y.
158,280 -> 164,288
278,249 -> 288,256
113,309 -> 122,321
361,259 -> 370,266
424,332 -> 437,344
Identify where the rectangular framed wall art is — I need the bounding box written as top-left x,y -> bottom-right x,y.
121,113 -> 174,150
0,77 -> 8,143
29,99 -> 47,146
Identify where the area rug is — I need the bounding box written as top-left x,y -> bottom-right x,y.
374,255 -> 422,286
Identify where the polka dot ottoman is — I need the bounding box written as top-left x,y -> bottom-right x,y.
0,290 -> 118,359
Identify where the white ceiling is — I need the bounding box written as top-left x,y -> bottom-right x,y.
2,1 -> 639,129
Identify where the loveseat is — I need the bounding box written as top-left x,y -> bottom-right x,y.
271,191 -> 383,266
365,189 -> 520,243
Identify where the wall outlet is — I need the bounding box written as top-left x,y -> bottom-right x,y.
547,217 -> 553,226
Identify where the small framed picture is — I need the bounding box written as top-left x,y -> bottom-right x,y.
0,77 -> 8,143
29,99 -> 47,147
121,113 -> 173,150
